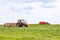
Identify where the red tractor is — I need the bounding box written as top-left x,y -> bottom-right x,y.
39,21 -> 50,25
16,19 -> 28,27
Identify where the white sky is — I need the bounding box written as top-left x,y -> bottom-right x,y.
0,0 -> 60,24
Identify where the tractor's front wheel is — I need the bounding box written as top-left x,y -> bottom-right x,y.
25,25 -> 28,27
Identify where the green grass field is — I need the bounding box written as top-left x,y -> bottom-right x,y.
0,24 -> 60,40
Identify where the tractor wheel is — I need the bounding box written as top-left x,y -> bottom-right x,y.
25,25 -> 28,27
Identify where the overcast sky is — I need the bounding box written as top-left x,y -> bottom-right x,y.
0,0 -> 60,24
